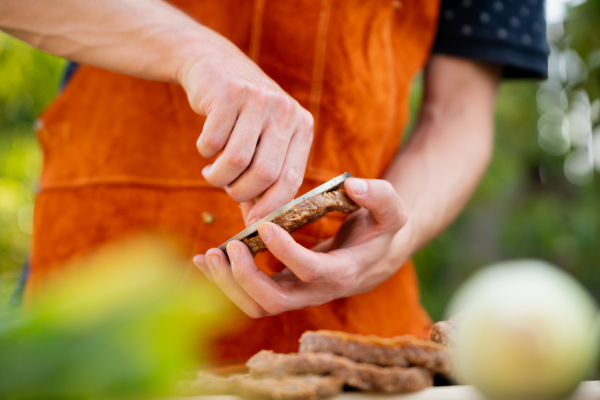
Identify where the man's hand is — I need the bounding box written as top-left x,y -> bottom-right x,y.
193,178 -> 408,317
0,0 -> 314,224
193,56 -> 501,318
178,41 -> 314,226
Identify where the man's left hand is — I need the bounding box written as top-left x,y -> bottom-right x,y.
193,178 -> 409,318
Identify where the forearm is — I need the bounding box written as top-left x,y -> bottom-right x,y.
0,0 -> 225,83
384,56 -> 501,258
1,0 -> 313,215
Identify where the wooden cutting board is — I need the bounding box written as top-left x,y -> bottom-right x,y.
167,380 -> 600,400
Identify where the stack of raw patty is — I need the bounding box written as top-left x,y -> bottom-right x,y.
179,328 -> 455,399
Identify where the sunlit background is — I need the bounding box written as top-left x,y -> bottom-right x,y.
413,0 -> 600,321
0,0 -> 598,321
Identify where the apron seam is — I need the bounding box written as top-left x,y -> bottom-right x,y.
249,0 -> 266,61
375,9 -> 399,173
37,177 -> 214,191
306,0 -> 335,177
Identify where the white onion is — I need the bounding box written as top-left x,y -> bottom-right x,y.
446,259 -> 599,400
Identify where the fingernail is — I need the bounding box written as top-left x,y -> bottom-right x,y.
207,255 -> 221,271
192,255 -> 203,266
348,178 -> 368,195
258,224 -> 273,242
227,243 -> 241,261
247,216 -> 260,226
202,164 -> 212,178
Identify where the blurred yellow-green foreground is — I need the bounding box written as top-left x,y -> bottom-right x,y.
0,0 -> 599,396
0,236 -> 233,399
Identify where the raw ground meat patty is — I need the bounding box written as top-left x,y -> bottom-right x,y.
299,330 -> 452,376
247,350 -> 433,393
178,371 -> 344,400
242,188 -> 359,256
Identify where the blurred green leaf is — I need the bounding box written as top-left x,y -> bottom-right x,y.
0,237 -> 234,400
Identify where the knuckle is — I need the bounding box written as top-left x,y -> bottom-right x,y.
222,79 -> 245,98
224,187 -> 245,203
379,192 -> 406,230
185,85 -> 203,112
198,134 -> 224,157
380,182 -> 397,203
381,179 -> 395,194
273,92 -> 293,112
301,110 -> 315,131
203,174 -> 224,188
226,185 -> 256,203
384,189 -> 397,206
299,267 -> 321,283
395,199 -> 409,227
226,149 -> 250,170
262,301 -> 286,316
283,166 -> 304,190
249,85 -> 269,102
190,99 -> 204,115
247,307 -> 267,319
297,112 -> 315,144
256,163 -> 279,184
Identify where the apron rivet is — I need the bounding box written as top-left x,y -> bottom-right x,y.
202,211 -> 214,225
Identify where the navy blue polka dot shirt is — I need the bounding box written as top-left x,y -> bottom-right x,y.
433,0 -> 548,78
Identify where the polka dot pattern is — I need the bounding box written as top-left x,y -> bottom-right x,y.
520,5 -> 531,17
433,0 -> 548,79
497,27 -> 509,39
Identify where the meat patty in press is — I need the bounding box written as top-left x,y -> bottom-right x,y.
178,371 -> 344,400
242,188 -> 359,256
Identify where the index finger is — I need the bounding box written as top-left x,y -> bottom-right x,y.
202,106 -> 263,188
196,248 -> 268,319
243,112 -> 313,225
227,240 -> 334,314
256,222 -> 349,287
226,241 -> 295,315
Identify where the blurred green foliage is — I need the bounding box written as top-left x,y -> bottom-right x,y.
0,237 -> 232,399
415,1 -> 600,322
0,32 -> 64,304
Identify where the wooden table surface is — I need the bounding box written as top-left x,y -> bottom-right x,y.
167,380 -> 600,400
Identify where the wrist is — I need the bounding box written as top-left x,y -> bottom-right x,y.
172,25 -> 240,87
160,25 -> 209,85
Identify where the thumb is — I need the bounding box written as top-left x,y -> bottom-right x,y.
344,178 -> 408,230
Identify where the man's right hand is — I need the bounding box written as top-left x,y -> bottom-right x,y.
0,0 -> 314,226
178,35 -> 314,226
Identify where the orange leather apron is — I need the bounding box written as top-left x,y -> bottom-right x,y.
27,0 -> 440,364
